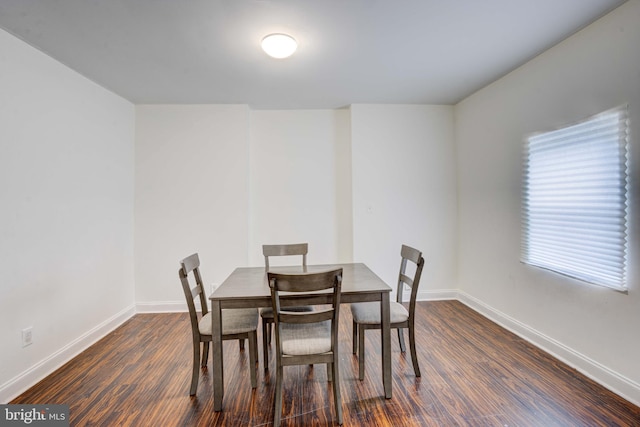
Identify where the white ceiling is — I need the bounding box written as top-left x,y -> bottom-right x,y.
0,0 -> 626,109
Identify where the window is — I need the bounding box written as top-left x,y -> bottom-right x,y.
522,106 -> 629,291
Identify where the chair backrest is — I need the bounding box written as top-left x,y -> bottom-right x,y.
262,243 -> 308,269
268,269 -> 342,350
395,245 -> 425,315
179,253 -> 209,336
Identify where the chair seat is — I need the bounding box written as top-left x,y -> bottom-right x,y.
260,305 -> 314,319
199,308 -> 259,336
280,321 -> 331,355
351,301 -> 409,325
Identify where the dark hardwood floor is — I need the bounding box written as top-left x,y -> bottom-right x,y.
12,301 -> 640,426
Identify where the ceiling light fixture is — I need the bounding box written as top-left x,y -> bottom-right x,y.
261,33 -> 297,59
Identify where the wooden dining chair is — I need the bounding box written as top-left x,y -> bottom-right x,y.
268,269 -> 344,426
178,253 -> 259,395
260,243 -> 313,369
350,244 -> 425,379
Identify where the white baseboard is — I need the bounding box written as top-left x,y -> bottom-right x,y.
456,290 -> 640,407
0,305 -> 136,403
135,301 -> 187,313
417,289 -> 458,301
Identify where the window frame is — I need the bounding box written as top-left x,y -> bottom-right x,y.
521,105 -> 630,292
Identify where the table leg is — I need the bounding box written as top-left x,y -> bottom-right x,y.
212,300 -> 224,411
381,292 -> 392,398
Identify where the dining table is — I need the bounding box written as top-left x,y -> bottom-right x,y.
209,262 -> 392,411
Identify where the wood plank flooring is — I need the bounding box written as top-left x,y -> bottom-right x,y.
12,301 -> 640,426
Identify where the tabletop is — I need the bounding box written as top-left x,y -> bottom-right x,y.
210,262 -> 391,305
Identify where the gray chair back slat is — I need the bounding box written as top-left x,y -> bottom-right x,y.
263,243 -> 308,269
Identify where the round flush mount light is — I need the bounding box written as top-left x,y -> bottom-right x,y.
261,33 -> 297,58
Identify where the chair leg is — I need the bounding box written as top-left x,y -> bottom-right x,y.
332,356 -> 343,425
190,340 -> 200,396
267,321 -> 272,345
274,365 -> 284,426
239,338 -> 245,350
249,331 -> 258,388
409,324 -> 421,377
202,342 -> 210,367
262,319 -> 269,370
358,325 -> 365,380
352,320 -> 358,355
397,327 -> 406,352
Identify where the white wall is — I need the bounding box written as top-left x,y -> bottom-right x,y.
0,29 -> 135,401
135,108 -> 351,303
248,109 -> 352,266
455,0 -> 640,404
351,105 -> 457,299
134,105 -> 457,304
135,105 -> 250,305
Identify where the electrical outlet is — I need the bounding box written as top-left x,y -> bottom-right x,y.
22,327 -> 33,347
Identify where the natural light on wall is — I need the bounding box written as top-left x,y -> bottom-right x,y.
521,105 -> 629,291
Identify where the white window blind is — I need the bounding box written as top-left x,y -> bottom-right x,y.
522,106 -> 629,291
